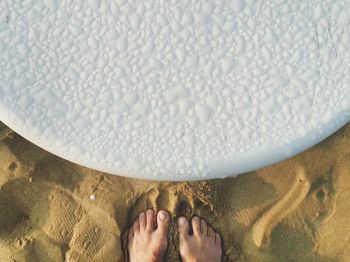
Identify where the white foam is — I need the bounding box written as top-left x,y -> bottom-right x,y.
0,0 -> 349,180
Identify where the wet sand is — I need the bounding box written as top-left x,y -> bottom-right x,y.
0,121 -> 349,261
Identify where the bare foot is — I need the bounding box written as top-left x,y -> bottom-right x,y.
177,216 -> 222,262
128,209 -> 170,262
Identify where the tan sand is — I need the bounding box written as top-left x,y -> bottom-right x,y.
0,121 -> 349,261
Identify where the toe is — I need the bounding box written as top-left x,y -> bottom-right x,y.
139,212 -> 146,230
146,209 -> 154,232
177,216 -> 190,241
215,232 -> 221,245
201,218 -> 207,235
191,216 -> 201,235
207,226 -> 215,239
133,218 -> 140,234
156,210 -> 170,235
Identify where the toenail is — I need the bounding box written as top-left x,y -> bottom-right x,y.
140,212 -> 145,218
178,217 -> 187,225
146,209 -> 153,214
158,211 -> 168,221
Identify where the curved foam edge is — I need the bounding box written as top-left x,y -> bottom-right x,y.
210,112 -> 350,179
0,100 -> 348,181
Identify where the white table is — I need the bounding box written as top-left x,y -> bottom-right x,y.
0,0 -> 349,180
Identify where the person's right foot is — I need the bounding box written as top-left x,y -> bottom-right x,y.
177,216 -> 222,262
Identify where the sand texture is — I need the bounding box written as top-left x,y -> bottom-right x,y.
0,121 -> 349,261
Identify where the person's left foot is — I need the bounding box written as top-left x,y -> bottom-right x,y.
127,209 -> 170,262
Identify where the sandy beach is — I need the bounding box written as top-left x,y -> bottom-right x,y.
0,121 -> 349,261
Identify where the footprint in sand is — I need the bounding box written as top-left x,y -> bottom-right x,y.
126,186 -> 195,223
305,167 -> 337,225
251,167 -> 311,248
0,177 -> 121,261
248,165 -> 337,255
126,183 -> 215,224
0,178 -> 60,261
